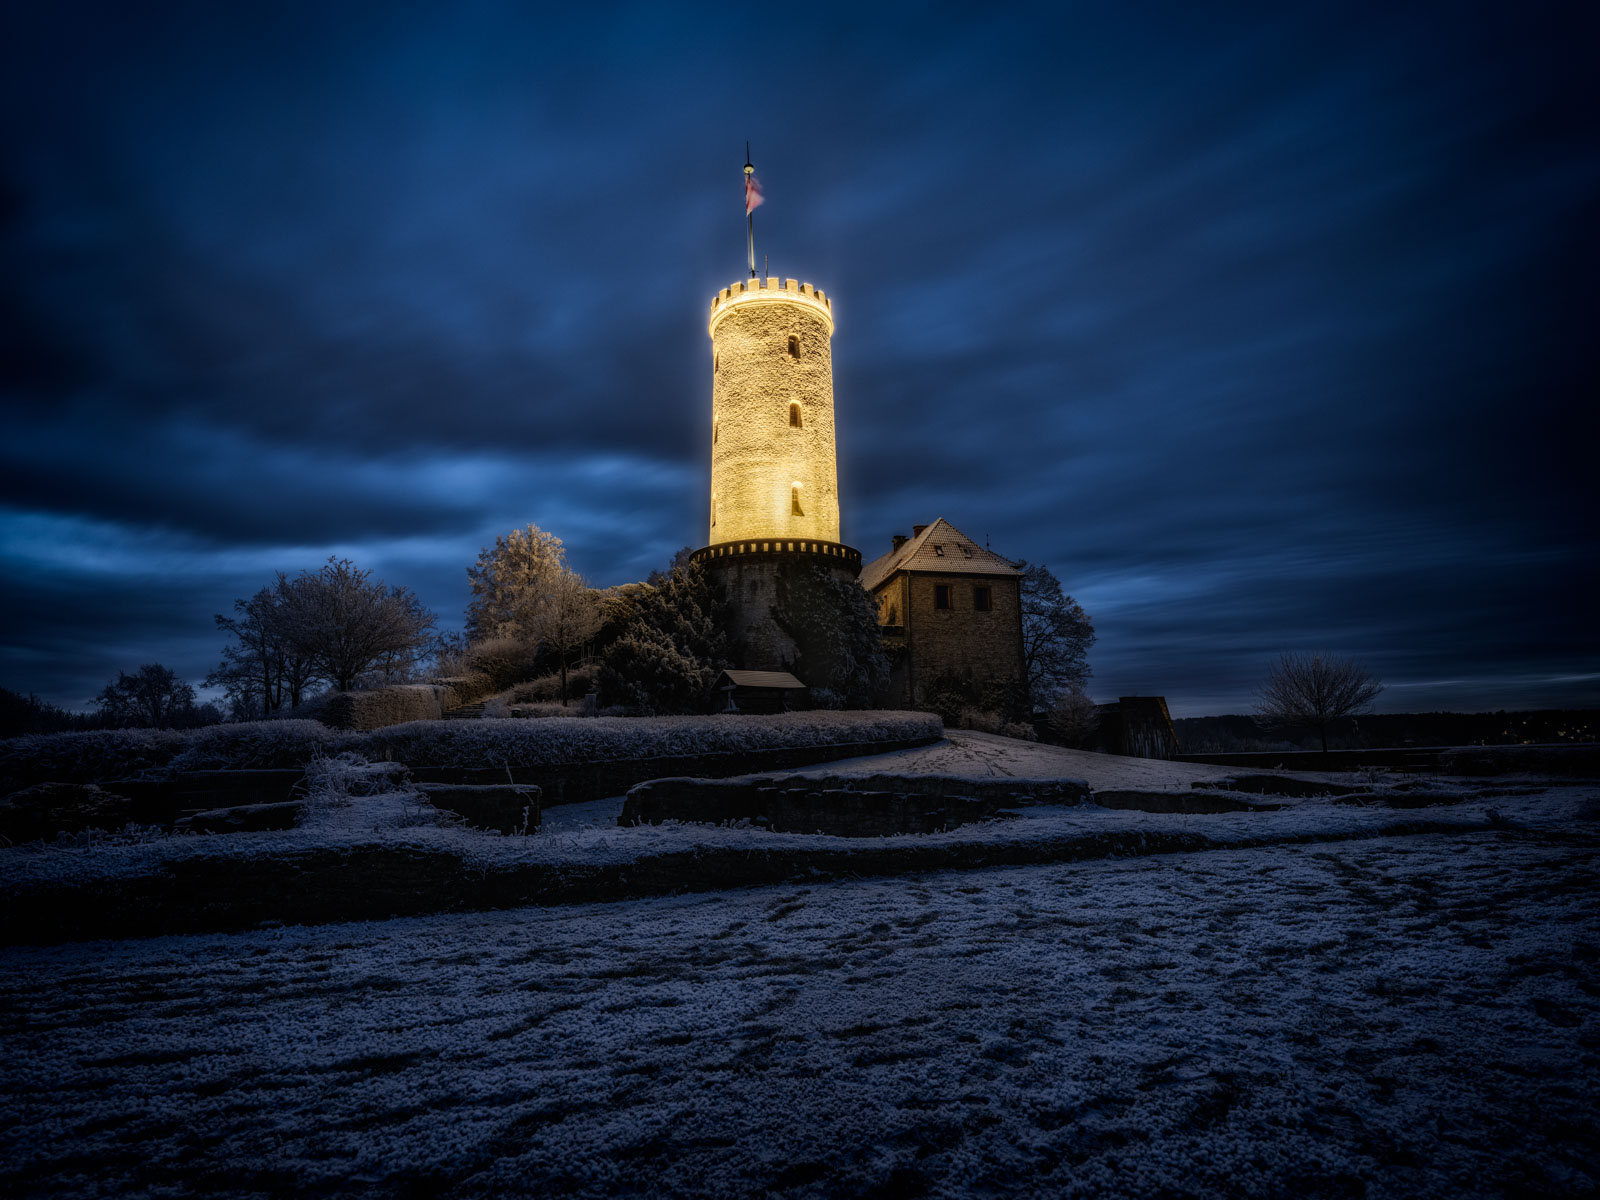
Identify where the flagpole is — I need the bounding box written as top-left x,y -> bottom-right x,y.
745,143 -> 756,278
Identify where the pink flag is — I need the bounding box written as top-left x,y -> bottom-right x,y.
745,172 -> 764,214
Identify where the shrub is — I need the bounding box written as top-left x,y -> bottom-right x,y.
953,707 -> 1038,741
772,563 -> 890,707
508,667 -> 598,705
0,712 -> 945,790
463,637 -> 544,691
358,711 -> 943,769
1047,687 -> 1100,749
598,558 -> 730,714
432,672 -> 496,708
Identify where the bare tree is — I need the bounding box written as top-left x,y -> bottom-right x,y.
207,582 -> 324,716
1255,651 -> 1383,753
1047,685 -> 1100,749
277,558 -> 438,692
1016,562 -> 1096,706
95,664 -> 200,728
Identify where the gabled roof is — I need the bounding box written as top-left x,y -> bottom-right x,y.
858,518 -> 1023,592
718,669 -> 807,690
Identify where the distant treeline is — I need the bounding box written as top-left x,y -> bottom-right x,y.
1,687 -> 123,738
1173,710 -> 1598,754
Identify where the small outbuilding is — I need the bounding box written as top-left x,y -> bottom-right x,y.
717,669 -> 809,713
1093,696 -> 1181,759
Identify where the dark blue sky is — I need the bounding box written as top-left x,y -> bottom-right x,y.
2,1 -> 1595,715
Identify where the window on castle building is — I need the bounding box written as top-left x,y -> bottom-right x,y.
974,585 -> 992,611
791,485 -> 804,515
960,545 -> 972,558
711,496 -> 717,527
934,585 -> 952,610
787,335 -> 800,358
933,544 -> 944,556
713,420 -> 719,444
789,402 -> 802,428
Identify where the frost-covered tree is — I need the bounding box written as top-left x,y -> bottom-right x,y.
1016,562 -> 1095,706
540,570 -> 604,705
599,558 -> 730,713
1255,651 -> 1383,753
95,663 -> 202,729
465,525 -> 567,643
773,564 -> 890,708
465,525 -> 602,701
275,558 -> 437,693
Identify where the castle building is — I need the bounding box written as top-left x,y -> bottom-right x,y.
859,518 -> 1025,708
691,276 -> 861,668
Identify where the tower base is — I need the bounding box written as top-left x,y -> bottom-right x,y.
693,540 -> 861,673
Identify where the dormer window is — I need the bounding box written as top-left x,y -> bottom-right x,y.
789,402 -> 802,428
787,335 -> 801,358
960,545 -> 972,558
933,544 -> 944,556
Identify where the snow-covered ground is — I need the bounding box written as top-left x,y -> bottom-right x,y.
3,814 -> 1598,1198
795,729 -> 1246,790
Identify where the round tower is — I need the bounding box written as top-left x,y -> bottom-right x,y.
707,276 -> 841,544
692,276 -> 861,670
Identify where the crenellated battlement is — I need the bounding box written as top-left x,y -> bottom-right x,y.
709,276 -> 834,337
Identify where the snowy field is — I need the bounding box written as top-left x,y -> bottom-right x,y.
3,819 -> 1597,1198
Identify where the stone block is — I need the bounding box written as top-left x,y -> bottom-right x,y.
175,802 -> 304,834
415,783 -> 540,835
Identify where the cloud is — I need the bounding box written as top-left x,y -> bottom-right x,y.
0,2 -> 1594,712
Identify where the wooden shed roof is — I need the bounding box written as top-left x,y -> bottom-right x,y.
718,670 -> 808,690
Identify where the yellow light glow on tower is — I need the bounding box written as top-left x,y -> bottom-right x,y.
707,277 -> 839,545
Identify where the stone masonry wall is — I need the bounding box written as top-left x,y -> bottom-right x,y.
903,573 -> 1024,706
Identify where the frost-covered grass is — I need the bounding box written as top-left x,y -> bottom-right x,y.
0,711 -> 942,793
2,825 -> 1596,1198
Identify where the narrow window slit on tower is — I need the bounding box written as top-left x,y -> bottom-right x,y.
789,402 -> 802,428
787,335 -> 800,358
791,485 -> 804,516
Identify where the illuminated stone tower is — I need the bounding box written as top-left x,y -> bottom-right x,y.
693,276 -> 862,670
707,277 -> 839,544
